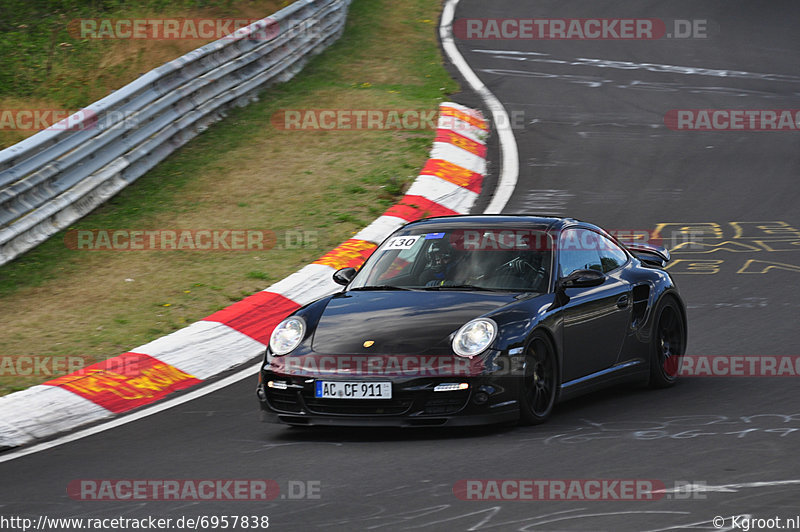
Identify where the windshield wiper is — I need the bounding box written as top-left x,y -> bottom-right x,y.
421,284 -> 494,291
349,285 -> 413,291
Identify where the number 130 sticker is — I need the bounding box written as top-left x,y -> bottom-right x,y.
385,236 -> 421,250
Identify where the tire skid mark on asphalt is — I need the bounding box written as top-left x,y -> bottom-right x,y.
470,49 -> 800,84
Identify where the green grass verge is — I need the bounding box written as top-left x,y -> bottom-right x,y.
0,0 -> 291,147
0,0 -> 293,108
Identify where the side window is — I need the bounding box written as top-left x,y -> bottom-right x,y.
597,234 -> 629,273
558,229 -> 602,277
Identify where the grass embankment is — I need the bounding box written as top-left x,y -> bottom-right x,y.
0,0 -> 459,394
0,0 -> 294,148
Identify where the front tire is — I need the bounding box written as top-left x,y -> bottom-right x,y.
518,334 -> 558,425
648,297 -> 686,388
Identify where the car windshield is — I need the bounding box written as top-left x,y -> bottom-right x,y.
348,227 -> 553,292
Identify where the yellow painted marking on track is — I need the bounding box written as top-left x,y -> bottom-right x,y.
737,259 -> 800,274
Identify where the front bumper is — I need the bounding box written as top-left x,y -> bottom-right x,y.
257,372 -> 520,427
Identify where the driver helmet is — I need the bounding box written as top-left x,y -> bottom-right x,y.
426,240 -> 453,273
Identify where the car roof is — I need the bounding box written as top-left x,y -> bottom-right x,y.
404,214 -> 577,233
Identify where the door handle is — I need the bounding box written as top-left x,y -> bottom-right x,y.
616,295 -> 630,308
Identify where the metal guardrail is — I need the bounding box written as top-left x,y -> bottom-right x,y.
0,0 -> 351,266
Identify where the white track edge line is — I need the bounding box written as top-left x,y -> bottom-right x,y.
0,362 -> 261,464
439,0 -> 519,215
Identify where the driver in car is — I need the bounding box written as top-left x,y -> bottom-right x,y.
419,240 -> 463,286
419,239 -> 549,291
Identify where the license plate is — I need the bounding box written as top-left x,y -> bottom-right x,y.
315,381 -> 392,399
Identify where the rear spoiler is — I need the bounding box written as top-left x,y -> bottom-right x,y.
622,241 -> 671,268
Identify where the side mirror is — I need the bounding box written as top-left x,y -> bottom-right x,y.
332,267 -> 357,286
557,269 -> 606,290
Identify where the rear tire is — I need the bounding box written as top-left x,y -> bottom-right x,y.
648,297 -> 686,388
518,334 -> 559,425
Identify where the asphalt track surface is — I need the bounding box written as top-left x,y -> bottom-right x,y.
2,2 -> 800,531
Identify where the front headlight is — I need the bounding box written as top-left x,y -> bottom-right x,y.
269,316 -> 306,356
452,318 -> 497,358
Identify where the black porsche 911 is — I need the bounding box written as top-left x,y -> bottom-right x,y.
257,215 -> 687,427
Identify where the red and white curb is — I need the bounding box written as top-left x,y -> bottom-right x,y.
0,102 -> 489,449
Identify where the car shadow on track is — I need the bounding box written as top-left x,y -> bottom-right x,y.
260,379 -> 705,443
